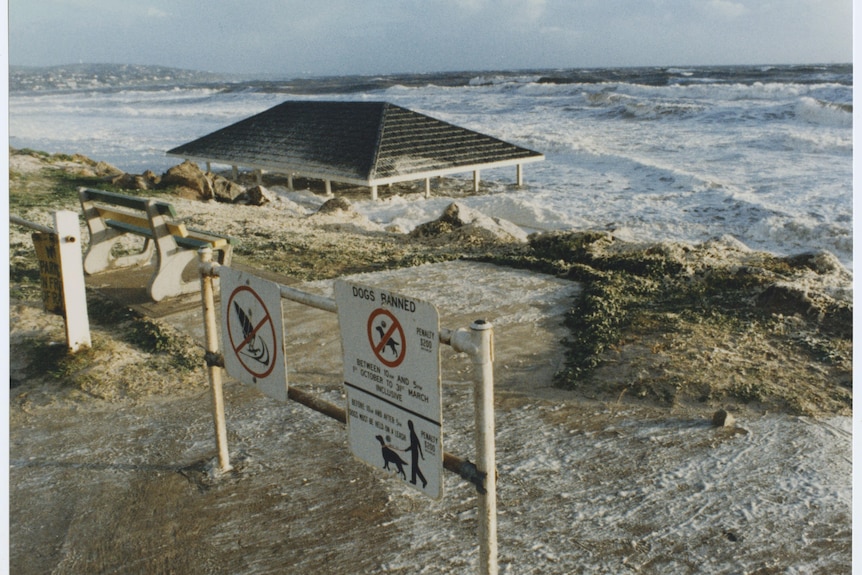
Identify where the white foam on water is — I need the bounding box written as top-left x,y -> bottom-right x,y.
9,67 -> 852,269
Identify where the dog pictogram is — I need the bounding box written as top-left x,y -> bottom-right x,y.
367,309 -> 406,368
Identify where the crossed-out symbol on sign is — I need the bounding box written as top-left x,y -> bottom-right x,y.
227,285 -> 278,379
367,309 -> 406,368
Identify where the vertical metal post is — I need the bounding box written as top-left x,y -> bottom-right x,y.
54,210 -> 92,353
473,170 -> 481,193
471,319 -> 497,575
199,248 -> 232,473
516,164 -> 523,187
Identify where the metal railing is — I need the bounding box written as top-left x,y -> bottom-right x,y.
197,247 -> 499,575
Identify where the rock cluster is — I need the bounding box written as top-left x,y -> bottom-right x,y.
109,160 -> 274,206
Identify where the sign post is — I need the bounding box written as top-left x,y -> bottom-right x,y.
30,210 -> 91,353
335,280 -> 443,498
220,266 -> 288,402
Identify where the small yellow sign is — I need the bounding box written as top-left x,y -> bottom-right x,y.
31,232 -> 64,315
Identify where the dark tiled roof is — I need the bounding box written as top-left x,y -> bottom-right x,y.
167,101 -> 543,185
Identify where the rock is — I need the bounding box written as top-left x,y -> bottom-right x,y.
212,175 -> 246,203
94,161 -> 124,178
161,160 -> 213,199
410,202 -> 527,245
141,170 -> 161,187
111,172 -> 157,191
386,224 -> 407,234
317,196 -> 352,213
242,184 -> 276,206
111,174 -> 149,190
712,409 -> 736,427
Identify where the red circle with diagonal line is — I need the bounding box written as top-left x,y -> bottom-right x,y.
226,285 -> 278,379
367,308 -> 406,368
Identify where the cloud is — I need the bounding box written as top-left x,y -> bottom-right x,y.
146,6 -> 169,18
705,0 -> 748,18
8,0 -> 852,75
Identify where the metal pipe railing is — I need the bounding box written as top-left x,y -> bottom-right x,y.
198,248 -> 498,573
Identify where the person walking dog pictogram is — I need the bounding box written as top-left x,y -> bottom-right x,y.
407,420 -> 427,489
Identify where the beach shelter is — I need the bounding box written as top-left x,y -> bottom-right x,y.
167,101 -> 544,200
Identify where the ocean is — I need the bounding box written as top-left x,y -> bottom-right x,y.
9,63 -> 853,268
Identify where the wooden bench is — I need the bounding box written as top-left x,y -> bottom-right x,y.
79,188 -> 233,302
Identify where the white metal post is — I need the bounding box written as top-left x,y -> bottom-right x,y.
54,210 -> 91,353
473,170 -> 481,193
199,248 -> 232,473
471,319 -> 497,575
516,164 -> 523,187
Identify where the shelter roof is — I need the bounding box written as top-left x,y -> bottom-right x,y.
167,101 -> 543,186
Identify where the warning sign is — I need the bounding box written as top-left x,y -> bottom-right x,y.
220,267 -> 288,401
31,232 -> 64,315
335,280 -> 443,499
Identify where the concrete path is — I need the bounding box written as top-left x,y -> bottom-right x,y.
86,260 -> 581,397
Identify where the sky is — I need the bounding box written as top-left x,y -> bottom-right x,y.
5,0 -> 856,76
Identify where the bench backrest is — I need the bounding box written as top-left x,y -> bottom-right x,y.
80,188 -> 177,218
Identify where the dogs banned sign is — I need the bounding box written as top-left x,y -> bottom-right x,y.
335,279 -> 443,499
220,267 -> 288,402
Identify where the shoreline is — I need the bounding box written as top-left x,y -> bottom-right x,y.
7,148 -> 852,574
8,147 -> 852,416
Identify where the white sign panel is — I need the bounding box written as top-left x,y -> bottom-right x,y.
220,267 -> 288,402
335,280 -> 443,499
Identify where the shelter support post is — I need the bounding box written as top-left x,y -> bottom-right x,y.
288,174 -> 294,191
425,178 -> 431,199
473,170 -> 481,193
231,165 -> 238,180
255,170 -> 263,185
325,180 -> 333,197
206,161 -> 211,173
371,185 -> 378,201
516,164 -> 523,187
199,248 -> 232,473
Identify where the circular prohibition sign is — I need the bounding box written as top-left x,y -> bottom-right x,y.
367,308 -> 406,368
226,285 -> 279,380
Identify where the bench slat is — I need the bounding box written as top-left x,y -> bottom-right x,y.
186,226 -> 235,245
105,219 -> 151,237
98,207 -> 190,237
105,219 -> 228,249
83,188 -> 176,217
175,236 -> 215,250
